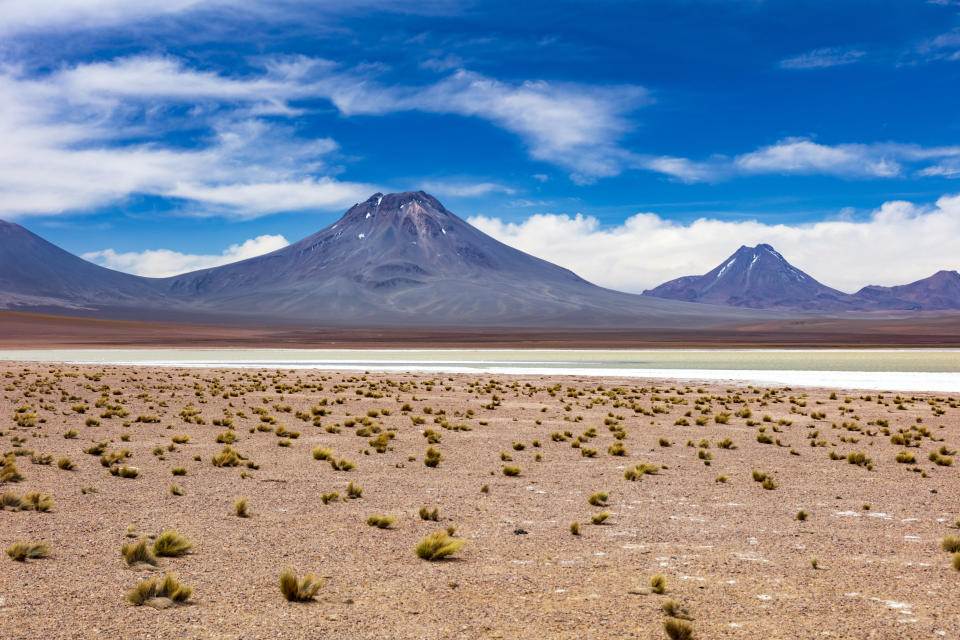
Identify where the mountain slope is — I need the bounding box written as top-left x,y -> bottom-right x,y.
853,270 -> 960,311
160,191 -> 757,327
0,220 -> 168,311
642,244 -> 853,311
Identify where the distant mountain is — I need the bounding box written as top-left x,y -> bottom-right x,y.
642,244 -> 853,310
643,243 -> 960,312
0,192 -> 763,328
0,219 -> 168,312
159,191 -> 753,326
853,270 -> 960,311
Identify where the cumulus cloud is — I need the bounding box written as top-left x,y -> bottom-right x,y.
469,194 -> 960,293
780,47 -> 866,69
82,234 -> 290,277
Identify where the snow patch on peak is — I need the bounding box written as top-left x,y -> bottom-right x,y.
717,258 -> 736,279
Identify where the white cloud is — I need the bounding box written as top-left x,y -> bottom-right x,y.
82,234 -> 290,277
734,138 -> 902,178
0,61 -> 375,218
469,193 -> 960,293
0,0 -> 216,34
3,47 -> 958,221
640,138 -> 960,183
166,178 -> 375,217
918,158 -> 960,177
418,180 -> 517,197
638,155 -> 725,183
780,47 -> 866,69
0,53 -> 649,217
327,69 -> 649,182
0,1 -> 463,35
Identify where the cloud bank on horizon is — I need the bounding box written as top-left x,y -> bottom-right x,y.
0,0 -> 958,289
471,194 -> 960,293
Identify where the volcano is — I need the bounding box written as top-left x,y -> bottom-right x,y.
160,191 -> 746,326
642,244 -> 853,311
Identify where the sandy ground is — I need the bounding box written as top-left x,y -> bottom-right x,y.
1,363 -> 959,639
4,309 -> 960,348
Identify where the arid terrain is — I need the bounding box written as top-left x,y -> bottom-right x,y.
2,364 -> 959,639
4,310 -> 960,348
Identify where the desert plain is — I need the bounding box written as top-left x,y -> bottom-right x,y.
1,363 -> 959,639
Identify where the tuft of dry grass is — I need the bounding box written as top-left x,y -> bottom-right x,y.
109,465 -> 139,478
366,514 -> 395,529
311,447 -> 333,461
279,568 -> 323,602
663,618 -> 695,640
624,462 -> 659,481
211,446 -> 242,467
419,506 -> 440,521
234,497 -> 249,517
607,442 -> 627,456
661,599 -> 691,620
570,521 -> 580,536
591,510 -> 611,525
1,491 -> 25,510
415,530 -> 465,561
649,573 -> 666,594
153,530 -> 193,557
502,465 -> 521,476
121,539 -> 157,566
7,541 -> 49,561
424,446 -> 443,468
330,458 -> 355,471
942,535 -> 960,553
588,491 -> 609,506
127,573 -> 192,605
346,481 -> 363,499
24,492 -> 53,512
0,457 -> 25,483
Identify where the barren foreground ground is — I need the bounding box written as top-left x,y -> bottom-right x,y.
1,364 -> 958,639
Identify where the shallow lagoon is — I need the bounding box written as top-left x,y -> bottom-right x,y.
1,348 -> 959,392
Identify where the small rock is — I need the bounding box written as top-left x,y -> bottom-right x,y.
513,528 -> 528,535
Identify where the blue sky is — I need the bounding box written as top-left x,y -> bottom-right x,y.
2,0 -> 960,292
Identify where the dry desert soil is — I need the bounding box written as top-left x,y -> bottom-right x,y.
1,363 -> 959,639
